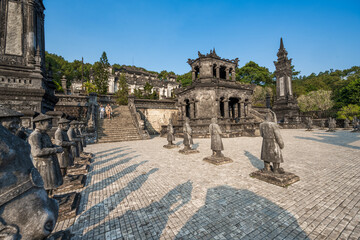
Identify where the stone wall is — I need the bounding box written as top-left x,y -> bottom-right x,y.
134,98 -> 178,134
54,94 -> 88,120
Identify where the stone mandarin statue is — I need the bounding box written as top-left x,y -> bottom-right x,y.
28,114 -> 63,194
305,117 -> 313,131
167,118 -> 175,146
55,118 -> 75,176
68,120 -> 81,158
182,117 -> 193,150
209,118 -> 224,157
260,111 -> 284,174
0,125 -> 59,239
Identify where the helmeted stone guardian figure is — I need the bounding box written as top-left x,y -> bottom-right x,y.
183,118 -> 193,150
68,120 -> 81,158
305,117 -> 313,131
29,114 -> 63,193
79,121 -> 87,148
344,118 -> 350,129
210,118 -> 224,157
203,118 -> 233,165
179,118 -> 199,154
260,112 -> 284,173
0,125 -> 59,239
75,122 -> 83,153
250,111 -> 299,187
319,119 -> 325,130
0,106 -> 27,140
327,117 -> 336,132
164,118 -> 178,149
55,118 -> 75,176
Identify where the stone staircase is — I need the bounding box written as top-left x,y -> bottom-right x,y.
98,105 -> 142,143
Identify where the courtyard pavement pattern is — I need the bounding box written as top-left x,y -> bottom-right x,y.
54,129 -> 360,240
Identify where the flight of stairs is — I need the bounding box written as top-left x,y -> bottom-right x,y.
98,105 -> 142,143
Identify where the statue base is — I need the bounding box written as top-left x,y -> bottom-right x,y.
80,152 -> 94,158
305,129 -> 313,131
53,192 -> 81,222
47,230 -> 73,240
250,170 -> 300,187
75,157 -> 92,165
67,164 -> 89,175
53,174 -> 86,194
326,129 -> 336,132
179,148 -> 199,154
163,144 -> 179,149
203,155 -> 233,165
343,128 -> 352,130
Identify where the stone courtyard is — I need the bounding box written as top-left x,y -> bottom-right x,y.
54,129 -> 360,239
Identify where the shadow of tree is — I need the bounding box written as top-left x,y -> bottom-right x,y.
77,159 -> 145,214
81,181 -> 193,240
74,168 -> 158,233
175,186 -> 309,239
295,131 -> 360,150
244,150 -> 263,170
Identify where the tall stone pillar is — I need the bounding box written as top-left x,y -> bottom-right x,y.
247,103 -> 252,116
61,76 -> 67,94
194,100 -> 199,118
225,68 -> 229,80
27,1 -> 36,64
240,102 -> 245,118
232,70 -> 236,81
192,70 -> 196,81
216,66 -> 220,79
181,104 -> 186,120
224,99 -> 229,118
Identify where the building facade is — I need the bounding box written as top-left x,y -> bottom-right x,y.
108,66 -> 179,99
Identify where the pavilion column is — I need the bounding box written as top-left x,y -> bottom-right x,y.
234,103 -> 239,119
192,70 -> 196,81
232,70 -> 236,81
240,102 -> 245,118
247,103 -> 252,116
224,99 -> 229,118
216,66 -> 220,79
181,104 -> 186,120
189,101 -> 195,119
215,99 -> 221,117
225,67 -> 230,80
194,100 -> 199,118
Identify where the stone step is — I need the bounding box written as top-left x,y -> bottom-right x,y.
98,128 -> 138,132
98,137 -> 141,143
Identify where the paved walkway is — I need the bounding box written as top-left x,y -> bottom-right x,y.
55,129 -> 360,239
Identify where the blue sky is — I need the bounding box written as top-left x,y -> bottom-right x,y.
45,0 -> 360,76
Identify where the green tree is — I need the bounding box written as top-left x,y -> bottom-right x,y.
133,88 -> 143,98
337,104 -> 360,120
251,86 -> 273,107
143,82 -> 153,97
335,78 -> 360,108
115,73 -> 129,105
93,51 -> 110,94
236,61 -> 273,86
177,71 -> 192,87
297,90 -> 334,113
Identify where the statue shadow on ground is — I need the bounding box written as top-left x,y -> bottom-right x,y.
92,147 -> 131,162
175,186 -> 309,240
92,146 -> 128,156
192,143 -> 199,150
77,157 -> 144,214
90,150 -> 135,168
73,168 -> 159,236
295,131 -> 360,150
80,180 -> 193,240
244,150 -> 263,170
175,141 -> 183,146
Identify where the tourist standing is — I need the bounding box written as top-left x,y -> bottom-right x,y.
105,104 -> 112,120
99,105 -> 105,119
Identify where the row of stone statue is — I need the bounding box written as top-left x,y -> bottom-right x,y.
305,117 -> 360,132
0,107 -> 89,239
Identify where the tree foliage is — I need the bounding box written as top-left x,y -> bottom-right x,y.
251,86 -> 273,107
236,61 -> 273,86
297,90 -> 334,113
93,52 -> 110,95
115,73 -> 129,105
337,104 -> 360,120
177,71 -> 192,87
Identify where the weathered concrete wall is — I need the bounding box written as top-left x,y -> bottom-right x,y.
138,108 -> 178,134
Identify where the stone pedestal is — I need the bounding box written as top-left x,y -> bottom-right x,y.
67,164 -> 89,175
179,147 -> 199,155
163,144 -> 179,149
53,192 -> 81,222
203,155 -> 233,165
250,170 -> 300,187
53,174 -> 86,194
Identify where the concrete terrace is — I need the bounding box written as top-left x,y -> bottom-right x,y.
55,129 -> 360,240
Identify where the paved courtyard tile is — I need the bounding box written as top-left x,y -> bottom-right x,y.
54,129 -> 360,239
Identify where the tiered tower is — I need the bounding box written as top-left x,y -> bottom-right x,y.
0,0 -> 57,113
272,38 -> 300,125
